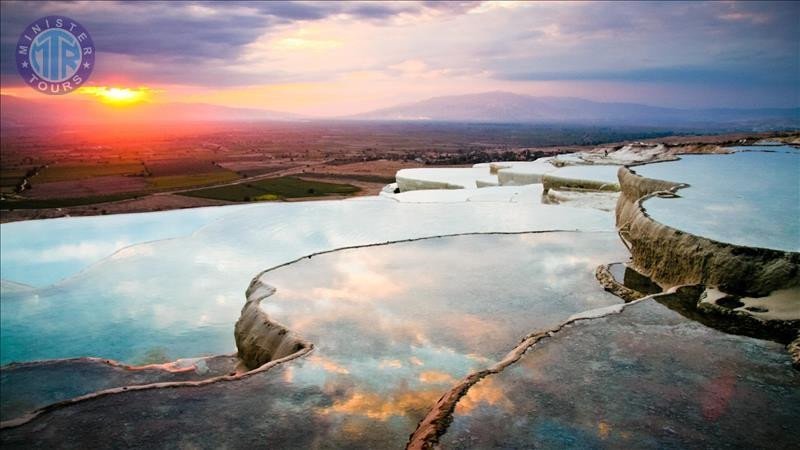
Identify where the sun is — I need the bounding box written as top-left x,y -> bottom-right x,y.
103,88 -> 140,102
79,86 -> 152,105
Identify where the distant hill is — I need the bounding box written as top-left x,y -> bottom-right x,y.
0,94 -> 302,128
3,91 -> 798,129
349,91 -> 799,127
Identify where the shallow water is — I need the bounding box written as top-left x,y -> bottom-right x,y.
635,148 -> 800,251
1,232 -> 627,446
0,199 -> 613,365
0,204 -> 253,286
260,232 -> 625,369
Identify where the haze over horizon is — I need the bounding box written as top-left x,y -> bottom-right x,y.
1,1 -> 799,118
3,90 -> 798,129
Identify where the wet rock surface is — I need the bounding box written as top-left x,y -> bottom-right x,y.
439,298 -> 800,449
596,262 -> 663,303
1,363 -> 344,449
0,355 -> 241,424
235,283 -> 310,370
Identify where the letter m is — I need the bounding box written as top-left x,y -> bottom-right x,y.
18,45 -> 28,55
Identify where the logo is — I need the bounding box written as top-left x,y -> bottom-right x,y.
16,16 -> 95,95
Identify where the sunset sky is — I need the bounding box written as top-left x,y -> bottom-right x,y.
1,0 -> 798,116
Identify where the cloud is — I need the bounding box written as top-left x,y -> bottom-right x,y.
0,1 -> 468,70
1,1 -> 797,108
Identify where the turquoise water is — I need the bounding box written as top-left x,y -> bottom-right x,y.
0,199 -> 613,365
0,205 -> 252,287
635,147 -> 799,251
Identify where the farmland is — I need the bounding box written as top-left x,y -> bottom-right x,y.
181,176 -> 359,202
2,120 -> 791,222
148,172 -> 242,190
33,161 -> 146,183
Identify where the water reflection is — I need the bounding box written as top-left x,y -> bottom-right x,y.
1,232 -> 628,448
1,199 -> 613,365
238,233 -> 626,441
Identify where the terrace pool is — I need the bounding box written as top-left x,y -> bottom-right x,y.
1,198 -> 613,365
2,232 -> 628,443
635,148 -> 800,252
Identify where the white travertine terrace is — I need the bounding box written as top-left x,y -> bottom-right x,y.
392,153 -> 626,212
496,159 -> 560,186
382,185 -> 541,203
581,143 -> 670,165
395,148 -> 664,194
396,167 -> 495,191
396,156 -> 582,193
616,166 -> 800,297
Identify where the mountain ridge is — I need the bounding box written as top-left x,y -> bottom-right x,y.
2,91 -> 798,128
348,91 -> 799,126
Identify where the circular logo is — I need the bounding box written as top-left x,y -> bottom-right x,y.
16,15 -> 95,95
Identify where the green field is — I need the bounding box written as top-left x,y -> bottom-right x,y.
180,176 -> 360,202
0,193 -> 141,210
0,174 -> 357,210
34,162 -> 146,183
148,172 -> 241,190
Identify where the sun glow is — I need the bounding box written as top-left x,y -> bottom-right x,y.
79,86 -> 153,105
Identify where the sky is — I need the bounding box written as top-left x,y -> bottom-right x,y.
0,0 -> 798,116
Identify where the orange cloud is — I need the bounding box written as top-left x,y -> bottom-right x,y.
321,389 -> 441,421
454,377 -> 513,414
419,370 -> 457,384
309,355 -> 350,375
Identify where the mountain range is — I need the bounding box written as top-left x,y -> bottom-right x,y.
2,91 -> 797,128
349,91 -> 799,127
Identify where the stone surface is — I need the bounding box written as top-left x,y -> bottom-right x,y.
440,299 -> 800,449
0,355 -> 240,424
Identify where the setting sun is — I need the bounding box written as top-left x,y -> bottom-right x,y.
79,86 -> 152,105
